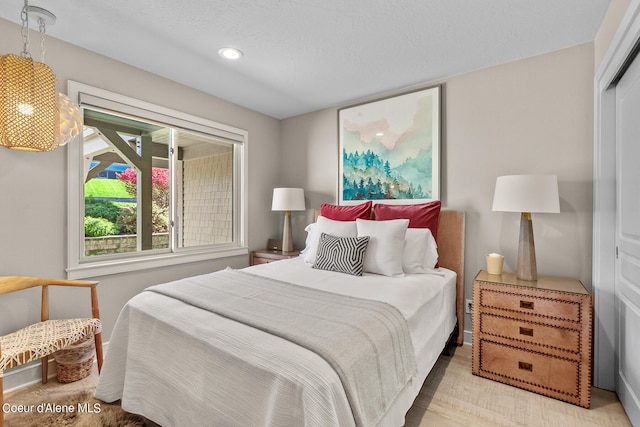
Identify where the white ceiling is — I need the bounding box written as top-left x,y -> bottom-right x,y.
0,0 -> 610,119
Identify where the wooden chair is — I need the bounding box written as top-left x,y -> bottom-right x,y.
0,276 -> 103,427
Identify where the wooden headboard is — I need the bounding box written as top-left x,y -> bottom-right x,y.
436,210 -> 466,345
312,208 -> 466,345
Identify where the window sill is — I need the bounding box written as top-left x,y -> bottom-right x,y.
66,246 -> 249,279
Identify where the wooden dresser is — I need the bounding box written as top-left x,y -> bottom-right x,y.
472,270 -> 593,408
250,249 -> 300,266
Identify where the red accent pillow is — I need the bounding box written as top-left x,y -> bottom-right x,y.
320,201 -> 372,221
373,201 -> 442,241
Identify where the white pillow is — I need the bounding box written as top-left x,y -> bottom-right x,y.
403,228 -> 429,273
303,216 -> 357,264
301,223 -> 317,257
356,218 -> 409,277
423,228 -> 439,269
403,228 -> 439,273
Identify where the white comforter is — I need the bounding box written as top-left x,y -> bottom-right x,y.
95,257 -> 457,427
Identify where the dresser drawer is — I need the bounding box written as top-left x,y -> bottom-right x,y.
479,340 -> 579,398
251,257 -> 274,265
480,313 -> 581,353
479,287 -> 581,322
250,250 -> 300,266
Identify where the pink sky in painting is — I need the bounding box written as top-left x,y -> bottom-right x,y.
342,91 -> 431,150
343,111 -> 423,151
344,118 -> 405,150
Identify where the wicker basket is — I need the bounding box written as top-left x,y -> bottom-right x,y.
53,335 -> 95,383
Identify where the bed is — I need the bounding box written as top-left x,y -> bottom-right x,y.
95,208 -> 465,427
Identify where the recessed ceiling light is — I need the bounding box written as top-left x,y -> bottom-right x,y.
219,47 -> 244,60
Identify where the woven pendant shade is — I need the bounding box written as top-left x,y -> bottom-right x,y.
0,54 -> 59,152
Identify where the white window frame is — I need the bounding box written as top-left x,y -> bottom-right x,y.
66,81 -> 248,279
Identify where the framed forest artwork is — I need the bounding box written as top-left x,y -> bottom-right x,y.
338,85 -> 441,205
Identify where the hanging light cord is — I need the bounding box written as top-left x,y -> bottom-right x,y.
19,0 -> 48,63
20,0 -> 31,58
38,14 -> 47,63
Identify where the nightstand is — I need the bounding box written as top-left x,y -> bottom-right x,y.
250,249 -> 301,266
472,270 -> 593,408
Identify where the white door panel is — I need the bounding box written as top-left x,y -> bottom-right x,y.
621,239 -> 640,260
621,260 -> 640,310
616,48 -> 640,426
619,297 -> 640,424
619,122 -> 640,238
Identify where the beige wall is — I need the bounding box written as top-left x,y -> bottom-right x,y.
282,43 -> 595,335
0,18 -> 281,342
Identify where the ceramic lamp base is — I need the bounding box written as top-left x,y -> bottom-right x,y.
282,211 -> 294,253
516,212 -> 537,281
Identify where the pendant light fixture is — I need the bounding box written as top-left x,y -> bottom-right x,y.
0,0 -> 80,152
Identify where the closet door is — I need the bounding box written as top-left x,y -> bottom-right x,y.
615,51 -> 640,426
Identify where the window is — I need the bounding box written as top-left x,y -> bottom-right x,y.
67,82 -> 248,278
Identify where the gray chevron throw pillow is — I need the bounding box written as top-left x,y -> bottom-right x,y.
312,232 -> 370,276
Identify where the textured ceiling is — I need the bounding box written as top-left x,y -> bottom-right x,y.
0,0 -> 610,119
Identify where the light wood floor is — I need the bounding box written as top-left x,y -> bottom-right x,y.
405,344 -> 631,427
5,344 -> 631,426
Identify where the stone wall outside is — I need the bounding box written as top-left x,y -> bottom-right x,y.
85,233 -> 169,256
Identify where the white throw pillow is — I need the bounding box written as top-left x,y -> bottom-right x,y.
403,228 -> 439,273
304,216 -> 357,264
356,218 -> 409,277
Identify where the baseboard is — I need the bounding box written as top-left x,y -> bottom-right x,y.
463,329 -> 472,346
3,341 -> 109,394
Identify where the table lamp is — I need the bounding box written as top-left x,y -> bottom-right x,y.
272,188 -> 305,253
492,174 -> 560,281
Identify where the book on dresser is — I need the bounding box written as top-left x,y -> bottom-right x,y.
472,270 -> 593,408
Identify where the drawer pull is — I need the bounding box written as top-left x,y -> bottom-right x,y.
519,327 -> 534,337
518,361 -> 533,372
520,300 -> 534,310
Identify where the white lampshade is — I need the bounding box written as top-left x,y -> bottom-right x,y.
492,174 -> 560,213
492,174 -> 560,281
272,188 -> 305,211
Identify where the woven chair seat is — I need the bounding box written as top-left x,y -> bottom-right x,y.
0,318 -> 101,376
